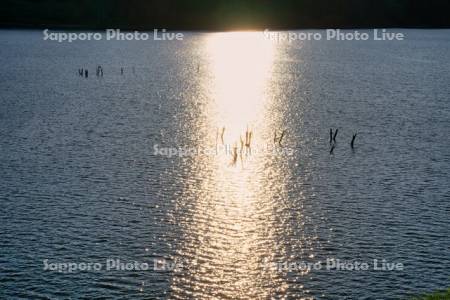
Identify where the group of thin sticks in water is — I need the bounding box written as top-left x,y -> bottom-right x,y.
218,126 -> 358,166
77,66 -> 136,78
216,126 -> 254,166
217,126 -> 290,167
329,128 -> 357,154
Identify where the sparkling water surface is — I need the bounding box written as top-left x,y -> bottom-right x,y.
0,29 -> 449,299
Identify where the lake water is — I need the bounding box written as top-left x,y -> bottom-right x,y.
0,29 -> 449,299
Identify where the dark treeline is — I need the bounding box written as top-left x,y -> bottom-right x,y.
1,0 -> 449,29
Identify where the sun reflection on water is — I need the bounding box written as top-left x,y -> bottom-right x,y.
206,32 -> 276,143
169,32 -> 292,299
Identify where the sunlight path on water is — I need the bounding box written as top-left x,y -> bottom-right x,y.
168,32 -> 299,299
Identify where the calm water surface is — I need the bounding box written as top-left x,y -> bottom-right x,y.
0,29 -> 449,299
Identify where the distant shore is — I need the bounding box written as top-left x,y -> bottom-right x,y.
1,24 -> 450,32
1,0 -> 450,31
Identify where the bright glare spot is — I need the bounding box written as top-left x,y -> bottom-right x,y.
207,32 -> 275,142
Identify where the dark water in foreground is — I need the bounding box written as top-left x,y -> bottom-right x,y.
0,29 -> 449,299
